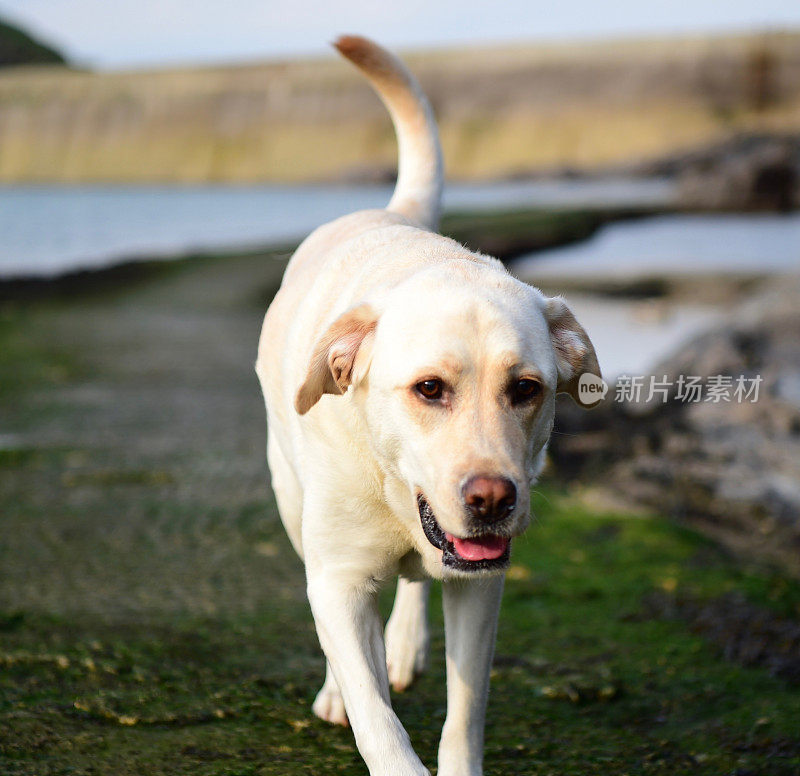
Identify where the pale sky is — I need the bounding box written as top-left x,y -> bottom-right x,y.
2,0 -> 799,70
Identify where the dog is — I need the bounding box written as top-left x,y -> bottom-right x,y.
256,35 -> 600,776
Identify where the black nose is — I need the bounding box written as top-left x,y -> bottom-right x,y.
462,476 -> 517,523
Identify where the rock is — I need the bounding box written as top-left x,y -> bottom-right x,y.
638,591 -> 800,684
550,275 -> 800,574
676,136 -> 799,211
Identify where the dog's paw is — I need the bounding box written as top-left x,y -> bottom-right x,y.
312,684 -> 348,727
385,608 -> 430,693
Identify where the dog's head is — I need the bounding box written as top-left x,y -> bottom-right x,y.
295,261 -> 599,576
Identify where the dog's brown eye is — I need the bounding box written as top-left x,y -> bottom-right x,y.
512,378 -> 541,404
416,379 -> 444,400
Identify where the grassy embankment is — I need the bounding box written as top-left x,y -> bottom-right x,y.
0,17 -> 66,69
1,229 -> 799,775
0,31 -> 799,183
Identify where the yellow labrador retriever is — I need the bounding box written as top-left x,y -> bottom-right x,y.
256,35 -> 600,776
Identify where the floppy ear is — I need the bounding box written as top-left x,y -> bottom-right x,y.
294,304 -> 378,415
545,297 -> 601,405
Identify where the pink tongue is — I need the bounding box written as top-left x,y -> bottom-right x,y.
445,532 -> 509,561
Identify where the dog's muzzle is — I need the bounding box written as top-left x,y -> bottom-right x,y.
417,493 -> 511,573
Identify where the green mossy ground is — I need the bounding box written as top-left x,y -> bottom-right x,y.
1,233 -> 799,775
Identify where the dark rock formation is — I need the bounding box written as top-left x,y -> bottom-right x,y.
677,136 -> 800,211
550,276 -> 800,573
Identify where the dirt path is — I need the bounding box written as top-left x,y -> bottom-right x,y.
0,251 -> 302,619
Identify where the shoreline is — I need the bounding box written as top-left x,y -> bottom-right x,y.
0,244 -> 295,303
0,178 -> 676,281
0,202 -> 663,294
3,201 -> 791,383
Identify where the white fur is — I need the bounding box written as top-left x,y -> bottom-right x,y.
385,578 -> 430,692
255,36 -> 599,776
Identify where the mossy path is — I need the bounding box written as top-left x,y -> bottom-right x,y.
1,250 -> 799,775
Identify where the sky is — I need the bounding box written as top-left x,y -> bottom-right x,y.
2,0 -> 800,71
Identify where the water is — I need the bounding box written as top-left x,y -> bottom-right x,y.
511,214 -> 800,378
513,213 -> 800,280
0,179 -> 673,278
2,182 -> 795,379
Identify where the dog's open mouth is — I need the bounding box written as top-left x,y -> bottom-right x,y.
417,493 -> 511,572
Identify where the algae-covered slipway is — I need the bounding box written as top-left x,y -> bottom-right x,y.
1,224 -> 799,775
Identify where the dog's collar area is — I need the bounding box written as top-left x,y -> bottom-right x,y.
416,493 -> 511,573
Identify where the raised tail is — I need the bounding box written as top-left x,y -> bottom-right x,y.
334,35 -> 443,231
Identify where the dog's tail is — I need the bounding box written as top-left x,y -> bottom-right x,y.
334,35 -> 443,231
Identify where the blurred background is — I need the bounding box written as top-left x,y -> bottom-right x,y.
1,2 -> 799,775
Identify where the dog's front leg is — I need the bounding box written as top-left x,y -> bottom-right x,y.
385,577 -> 431,691
307,569 -> 430,776
438,575 -> 504,776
